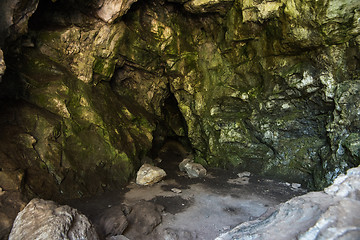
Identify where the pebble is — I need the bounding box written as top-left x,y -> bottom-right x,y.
171,188 -> 182,194
291,183 -> 301,189
237,171 -> 251,178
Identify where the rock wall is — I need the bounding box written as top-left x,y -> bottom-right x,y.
0,0 -> 359,199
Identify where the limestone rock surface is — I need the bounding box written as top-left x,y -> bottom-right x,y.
0,50 -> 5,82
216,165 -> 360,240
0,0 -> 39,46
184,162 -> 207,178
96,205 -> 128,238
125,201 -> 164,238
136,164 -> 167,186
184,0 -> 234,14
96,0 -> 138,23
9,198 -> 99,240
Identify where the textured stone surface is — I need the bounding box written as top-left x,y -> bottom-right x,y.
216,165 -> 360,240
9,198 -> 99,240
124,201 -> 164,238
0,0 -> 39,46
96,0 -> 138,23
0,0 -> 359,200
0,50 -> 5,82
136,164 -> 167,186
96,206 -> 128,238
184,0 -> 234,14
183,162 -> 207,178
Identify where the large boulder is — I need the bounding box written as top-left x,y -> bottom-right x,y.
216,165 -> 360,240
124,201 -> 164,238
9,198 -> 99,240
136,164 -> 167,186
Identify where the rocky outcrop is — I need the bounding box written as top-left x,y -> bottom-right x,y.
136,164 -> 167,186
96,0 -> 139,23
216,165 -> 360,240
0,0 -> 359,200
0,0 -> 39,46
9,198 -> 99,240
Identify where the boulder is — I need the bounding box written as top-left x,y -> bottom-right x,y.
179,158 -> 207,178
96,205 -> 128,238
136,164 -> 167,186
179,158 -> 193,172
9,198 -> 99,240
124,201 -> 164,238
216,165 -> 360,240
184,162 -> 207,178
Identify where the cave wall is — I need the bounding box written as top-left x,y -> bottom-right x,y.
0,0 -> 359,199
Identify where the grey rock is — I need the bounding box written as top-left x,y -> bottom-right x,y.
96,205 -> 128,238
106,235 -> 130,240
0,0 -> 39,46
163,228 -> 197,240
179,158 -> 193,172
125,201 -> 164,238
184,162 -> 207,178
216,165 -> 360,240
136,164 -> 167,186
9,198 -> 99,240
96,0 -> 138,23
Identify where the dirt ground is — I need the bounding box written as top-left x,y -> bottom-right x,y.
68,150 -> 307,240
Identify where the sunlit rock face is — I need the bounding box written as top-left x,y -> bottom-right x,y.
0,0 -> 359,200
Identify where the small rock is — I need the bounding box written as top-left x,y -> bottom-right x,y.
163,228 -> 197,240
237,171 -> 251,178
227,177 -> 250,185
184,162 -> 207,178
222,226 -> 231,231
106,235 -> 130,240
171,188 -> 182,194
0,187 -> 4,196
154,157 -> 162,163
291,183 -> 301,189
136,164 -> 167,186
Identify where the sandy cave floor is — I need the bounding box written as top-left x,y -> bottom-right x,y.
67,150 -> 307,240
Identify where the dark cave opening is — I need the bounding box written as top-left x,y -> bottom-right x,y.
149,90 -> 193,169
